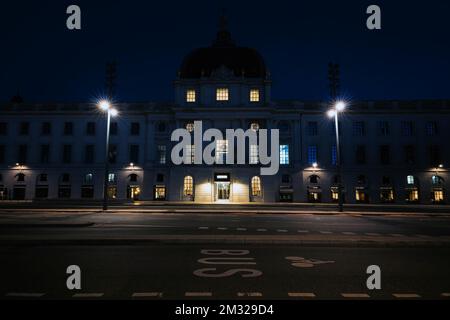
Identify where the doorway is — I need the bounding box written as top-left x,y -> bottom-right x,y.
216,182 -> 230,201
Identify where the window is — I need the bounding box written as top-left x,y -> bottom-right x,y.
331,145 -> 337,166
250,89 -> 260,102
432,176 -> 444,186
183,176 -> 194,196
216,88 -> 229,101
215,140 -> 228,164
185,145 -> 195,164
282,175 -> 291,184
355,145 -> 366,165
41,122 -> 51,135
278,121 -> 290,133
250,122 -> 260,131
38,174 -> 48,183
110,122 -> 118,135
378,121 -> 390,136
352,121 -> 365,136
86,122 -> 96,135
407,175 -> 415,185
130,145 -> 140,164
0,122 -> 7,135
158,145 -> 166,164
426,121 -> 438,136
85,145 -> 95,163
280,145 -> 289,165
109,144 -> 117,164
307,146 -> 318,165
17,145 -> 27,164
108,173 -> 116,184
186,122 -> 194,133
16,173 -> 25,182
131,122 -> 140,135
186,89 -> 196,103
382,176 -> 391,185
401,121 -> 414,136
19,122 -> 29,135
156,174 -> 164,183
158,122 -> 166,132
84,174 -> 93,184
309,175 -> 319,184
404,145 -> 415,165
429,145 -> 441,167
40,145 -> 50,163
61,173 -> 70,183
129,174 -> 138,182
0,145 -> 5,163
357,175 -> 366,185
251,176 -> 262,197
62,144 -> 72,164
64,122 -> 73,135
250,145 -> 259,164
380,145 -> 390,165
307,122 -> 318,136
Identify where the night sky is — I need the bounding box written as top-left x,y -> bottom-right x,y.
1,0 -> 449,103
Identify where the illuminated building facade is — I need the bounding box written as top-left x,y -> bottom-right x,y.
0,22 -> 449,204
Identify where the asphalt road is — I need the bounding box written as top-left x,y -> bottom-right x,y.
0,244 -> 450,300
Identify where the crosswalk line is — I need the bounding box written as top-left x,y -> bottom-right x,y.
132,292 -> 162,298
341,293 -> 370,298
393,293 -> 421,298
185,292 -> 212,297
288,292 -> 316,298
237,292 -> 263,297
72,293 -> 104,298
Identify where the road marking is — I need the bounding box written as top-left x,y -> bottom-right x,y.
365,233 -> 381,236
277,229 -> 288,233
72,293 -> 104,298
342,232 -> 356,235
320,231 -> 333,234
257,229 -> 267,232
132,292 -> 163,298
341,293 -> 370,298
392,293 -> 421,299
288,292 -> 316,298
236,228 -> 247,231
185,292 -> 212,297
198,227 -> 209,230
217,227 -> 228,231
441,293 -> 450,297
237,292 -> 263,297
297,230 -> 309,233
6,293 -> 45,298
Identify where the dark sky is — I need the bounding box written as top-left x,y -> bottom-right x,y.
1,0 -> 449,103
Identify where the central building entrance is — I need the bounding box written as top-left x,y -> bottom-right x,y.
214,173 -> 231,202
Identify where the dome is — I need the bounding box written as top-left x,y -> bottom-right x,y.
179,17 -> 267,79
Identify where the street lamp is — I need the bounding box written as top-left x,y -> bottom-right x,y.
328,101 -> 346,212
98,100 -> 118,211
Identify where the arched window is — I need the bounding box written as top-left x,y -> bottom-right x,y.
309,175 -> 320,184
15,173 -> 25,182
129,174 -> 138,183
407,175 -> 416,185
183,176 -> 194,196
432,175 -> 444,186
251,176 -> 262,197
84,173 -> 93,184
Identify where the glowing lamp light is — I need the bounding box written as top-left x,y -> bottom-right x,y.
327,109 -> 336,118
99,100 -> 111,111
312,162 -> 318,168
335,101 -> 346,112
438,164 -> 444,169
110,108 -> 119,117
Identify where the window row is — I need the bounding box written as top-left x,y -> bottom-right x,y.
185,88 -> 261,103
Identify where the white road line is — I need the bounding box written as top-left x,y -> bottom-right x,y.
392,293 -> 421,299
277,229 -> 288,233
72,293 -> 104,298
441,293 -> 450,297
365,233 -> 381,236
217,227 -> 228,231
236,228 -> 247,231
198,227 -> 209,230
320,231 -> 333,234
237,292 -> 263,297
341,293 -> 370,298
257,229 -> 267,232
6,293 -> 45,298
297,230 -> 309,233
342,232 -> 356,235
185,292 -> 212,297
288,292 -> 316,298
132,292 -> 163,298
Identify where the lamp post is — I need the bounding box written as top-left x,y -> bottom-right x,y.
327,101 -> 346,212
98,100 -> 118,211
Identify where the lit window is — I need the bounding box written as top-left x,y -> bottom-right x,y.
185,145 -> 195,164
216,88 -> 229,101
250,89 -> 260,102
433,190 -> 444,202
251,176 -> 262,197
307,146 -> 318,165
432,176 -> 444,185
331,145 -> 337,166
215,140 -> 228,164
158,145 -> 167,164
84,174 -> 93,184
280,145 -> 289,165
108,173 -> 116,184
183,176 -> 194,196
407,175 -> 415,185
401,121 -> 414,136
186,89 -> 196,103
250,145 -> 259,164
186,122 -> 194,133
